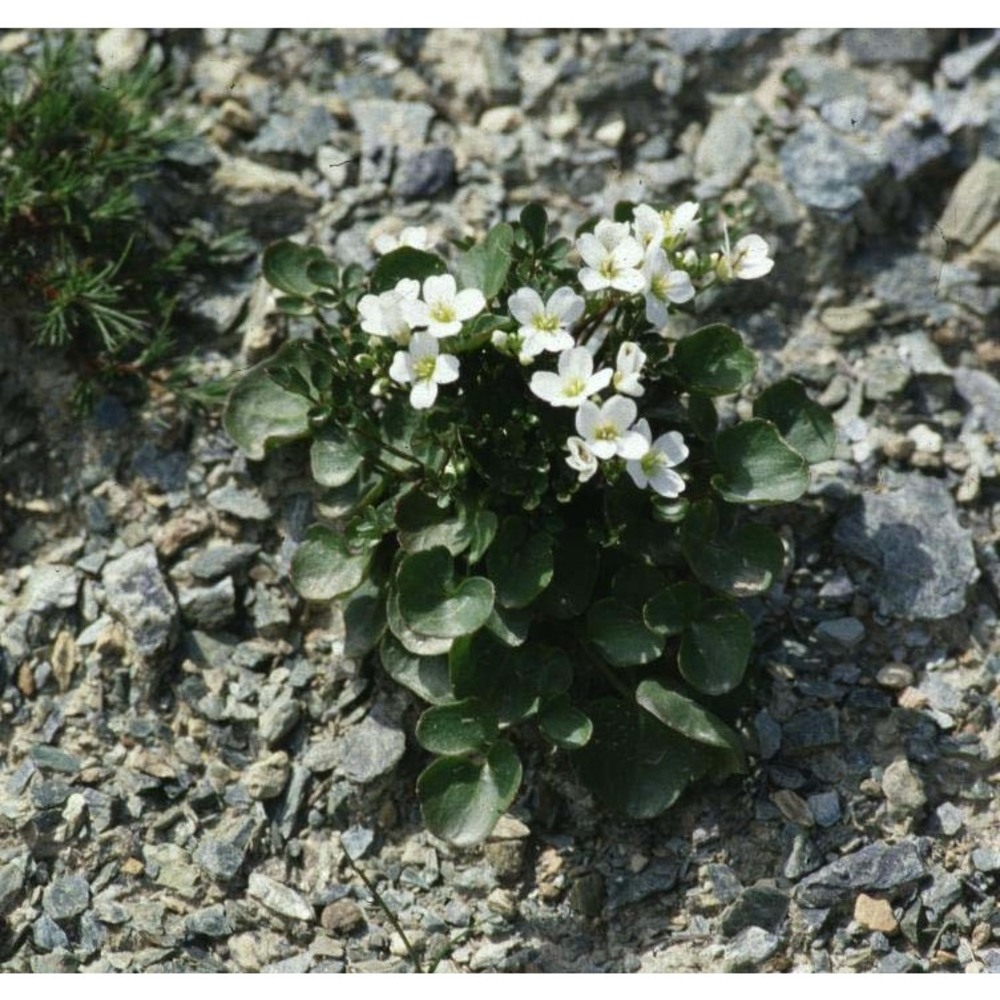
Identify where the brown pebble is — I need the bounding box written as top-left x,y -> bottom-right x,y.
320,898 -> 366,935
854,893 -> 898,934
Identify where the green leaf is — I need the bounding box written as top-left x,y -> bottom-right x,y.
386,589 -> 453,657
396,547 -> 495,639
417,740 -> 522,846
679,599 -> 753,696
486,517 -> 554,609
688,392 -> 719,440
484,604 -> 532,647
290,525 -> 369,601
275,295 -> 315,316
535,530 -> 599,620
396,491 -> 497,559
306,258 -> 339,289
680,499 -> 784,597
538,696 -> 592,750
575,698 -> 709,819
672,324 -> 757,396
342,579 -> 386,658
612,564 -> 667,610
643,581 -> 702,636
370,247 -> 447,294
223,341 -> 313,460
379,634 -> 453,704
455,222 -> 514,299
311,425 -> 364,488
753,378 -> 836,464
587,598 -> 665,667
416,698 -> 498,755
635,679 -> 745,768
520,203 -> 547,249
712,420 -> 811,504
262,240 -> 327,297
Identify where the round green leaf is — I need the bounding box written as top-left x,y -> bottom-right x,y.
486,517 -> 554,609
753,378 -> 836,464
484,604 -> 532,647
455,222 -> 514,299
711,419 -> 810,504
311,425 -> 364,487
538,696 -> 592,750
679,599 -> 753,696
386,589 -> 454,657
416,698 -> 498,755
417,740 -> 522,846
672,324 -> 758,396
520,203 -> 547,249
575,698 -> 708,819
342,579 -> 386,658
379,634 -> 453,704
223,342 -> 312,460
680,499 -> 785,598
587,598 -> 665,667
396,547 -> 495,639
290,525 -> 368,601
612,564 -> 667,611
396,491 -> 497,558
448,634 -> 539,725
635,679 -> 744,767
262,240 -> 327,297
536,531 -> 599,619
370,247 -> 448,294
643,582 -> 702,636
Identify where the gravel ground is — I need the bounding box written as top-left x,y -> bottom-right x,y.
2,28 -> 1000,973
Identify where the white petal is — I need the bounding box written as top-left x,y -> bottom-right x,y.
529,371 -> 563,405
408,331 -> 439,360
508,287 -> 544,326
616,430 -> 650,461
626,460 -> 649,490
633,418 -> 652,444
454,288 -> 486,319
426,319 -> 462,339
611,268 -> 646,295
648,467 -> 686,498
611,237 -> 643,270
590,439 -> 618,460
578,268 -> 609,292
393,278 -> 420,300
409,379 -> 437,409
402,299 -> 430,328
389,351 -> 413,385
666,270 -> 695,303
559,347 -> 593,378
576,234 -> 607,270
652,431 -> 689,465
644,293 -> 669,328
575,401 -> 600,439
585,367 -> 614,395
594,219 -> 629,250
548,286 -> 585,324
422,274 -> 456,302
434,354 -> 460,384
603,394 -> 637,432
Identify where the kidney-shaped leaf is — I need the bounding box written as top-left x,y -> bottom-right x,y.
536,530 -> 599,620
370,247 -> 448,294
486,517 -> 554,609
712,419 -> 810,504
386,589 -> 454,657
679,599 -> 753,696
643,581 -> 702,636
417,740 -> 522,846
672,324 -> 758,396
538,695 -> 593,750
263,240 -> 328,297
396,547 -> 494,639
223,341 -> 313,460
379,634 -> 453,705
587,598 -> 665,667
290,525 -> 368,601
753,378 -> 836,464
416,698 -> 498,755
311,425 -> 364,487
455,222 -> 514,299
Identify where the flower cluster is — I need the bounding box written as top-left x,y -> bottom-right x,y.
358,201 -> 773,498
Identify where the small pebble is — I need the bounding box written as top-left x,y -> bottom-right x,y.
854,893 -> 898,935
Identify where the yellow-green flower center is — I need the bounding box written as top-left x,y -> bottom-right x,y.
563,376 -> 586,397
430,301 -> 456,324
641,450 -> 663,473
533,312 -> 560,332
598,258 -> 618,280
414,357 -> 437,381
595,424 -> 618,442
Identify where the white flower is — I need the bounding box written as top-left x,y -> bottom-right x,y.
642,248 -> 695,327
388,331 -> 460,409
625,419 -> 689,497
574,395 -> 649,460
402,274 -> 486,338
632,204 -> 665,254
576,220 -> 645,294
717,229 -> 774,281
565,436 -> 599,483
663,201 -> 700,244
373,226 -> 429,255
529,346 -> 613,408
613,341 -> 647,397
508,286 -> 583,358
357,278 -> 420,341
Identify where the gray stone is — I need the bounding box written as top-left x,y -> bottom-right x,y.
935,802 -> 964,836
469,939 -> 515,971
720,884 -> 789,937
972,847 -> 1000,873
303,741 -> 339,773
245,751 -> 291,800
251,583 -> 291,637
754,709 -> 782,760
42,874 -> 90,921
666,28 -> 770,55
340,824 -> 375,860
607,856 -> 679,912
395,146 -> 455,200
884,126 -> 950,181
807,791 -> 841,827
869,252 -> 953,323
349,99 -> 435,185
941,31 -> 1000,83
981,948 -> 1000,972
178,578 -> 236,630
694,101 -> 757,195
102,544 -> 178,660
782,708 -> 840,753
842,29 -> 932,64
208,483 -> 272,520
920,868 -> 963,918
779,120 -> 882,212
881,759 -> 926,814
259,696 -> 300,747
249,105 -> 335,158
794,840 -> 928,908
193,838 -> 244,881
143,843 -> 200,898
187,904 -> 233,938
30,745 -> 81,773
939,158 -> 1000,247
816,616 -> 865,648
0,854 -> 28,911
320,898 -> 366,934
131,444 -> 188,493
32,913 -> 69,951
706,864 -> 743,906
336,706 -> 406,784
23,563 -> 79,613
189,543 -> 260,581
79,911 -> 106,955
263,952 -> 313,974
954,368 -> 1000,439
834,474 -> 978,620
877,950 -> 920,973
722,926 -> 781,972
247,872 -> 314,922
